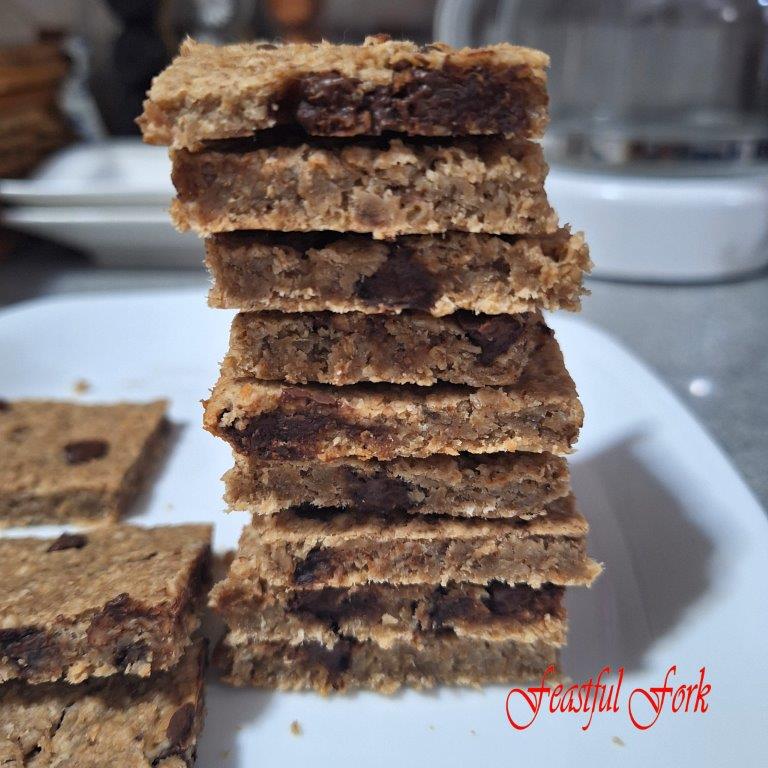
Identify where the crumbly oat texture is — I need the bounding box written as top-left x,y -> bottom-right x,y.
170,135 -> 556,238
0,641 -> 206,767
0,524 -> 212,684
0,399 -> 168,527
215,634 -> 556,694
206,229 -> 590,316
139,36 -> 548,149
224,451 -> 570,519
211,579 -> 566,648
223,310 -> 550,387
204,333 -> 581,461
222,495 -> 600,591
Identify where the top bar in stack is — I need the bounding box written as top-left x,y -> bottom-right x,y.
139,36 -> 549,148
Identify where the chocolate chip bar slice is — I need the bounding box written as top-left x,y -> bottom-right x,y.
207,229 -> 590,316
0,641 -> 206,767
139,36 -> 548,149
224,451 -> 570,519
223,495 -> 600,591
212,580 -> 566,649
0,399 -> 168,526
0,524 -> 211,684
223,310 -> 550,387
204,333 -> 582,461
170,134 -> 556,238
215,634 -> 556,694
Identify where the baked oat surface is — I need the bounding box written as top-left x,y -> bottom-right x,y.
139,36 -> 548,147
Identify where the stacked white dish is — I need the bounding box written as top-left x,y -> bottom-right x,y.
0,139 -> 203,267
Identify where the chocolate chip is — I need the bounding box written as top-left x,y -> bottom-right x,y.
292,504 -> 341,522
355,245 -> 438,311
46,533 -> 88,552
345,471 -> 412,512
114,640 -> 150,670
281,62 -> 538,137
289,587 -> 384,626
293,546 -> 335,586
0,627 -> 51,671
63,439 -> 109,465
427,586 -> 473,630
86,594 -> 144,647
166,702 -> 196,746
223,407 -> 389,460
482,582 -> 564,621
456,313 -> 526,366
0,399 -> 10,411
254,42 -> 277,50
302,639 -> 353,681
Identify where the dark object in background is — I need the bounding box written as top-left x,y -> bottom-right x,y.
0,40 -> 72,178
105,0 -> 169,135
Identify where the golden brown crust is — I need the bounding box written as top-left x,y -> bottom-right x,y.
211,579 -> 567,648
223,310 -> 550,386
204,333 -> 582,461
222,495 -> 601,591
0,641 -> 206,767
216,634 -> 557,693
224,451 -> 570,518
0,524 -> 212,684
170,136 -> 556,238
139,36 -> 548,148
0,400 -> 169,527
206,229 -> 591,315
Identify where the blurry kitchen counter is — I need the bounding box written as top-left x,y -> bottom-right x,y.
1,241 -> 766,509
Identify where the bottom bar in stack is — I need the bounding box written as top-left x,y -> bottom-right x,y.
216,636 -> 558,694
211,501 -> 600,693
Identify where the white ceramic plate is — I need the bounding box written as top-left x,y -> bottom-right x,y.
0,141 -> 173,207
1,206 -> 204,269
1,289 -> 766,767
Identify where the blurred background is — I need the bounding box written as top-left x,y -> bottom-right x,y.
0,0 -> 767,503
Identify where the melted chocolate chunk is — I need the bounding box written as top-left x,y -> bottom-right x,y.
166,702 -> 197,746
355,246 -> 438,311
63,439 -> 109,465
427,586 -> 474,631
114,640 -> 150,670
456,313 -> 526,366
344,470 -> 412,512
482,582 -> 564,621
86,594 -> 145,647
0,627 -> 52,671
0,399 -> 10,411
46,532 -> 88,552
292,504 -> 342,522
288,64 -> 539,137
301,639 -> 353,683
288,586 -> 385,626
222,405 -> 389,460
293,546 -> 335,586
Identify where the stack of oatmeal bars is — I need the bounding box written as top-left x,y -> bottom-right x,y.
140,35 -> 600,693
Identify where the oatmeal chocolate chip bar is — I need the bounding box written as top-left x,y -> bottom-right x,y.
204,333 -> 582,461
223,310 -> 551,387
0,524 -> 211,685
139,36 -> 548,149
170,134 -> 556,238
0,399 -> 168,526
211,579 -> 566,649
206,229 -> 590,316
0,641 -> 206,767
223,495 -> 600,591
215,634 -> 557,694
224,451 -> 570,519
